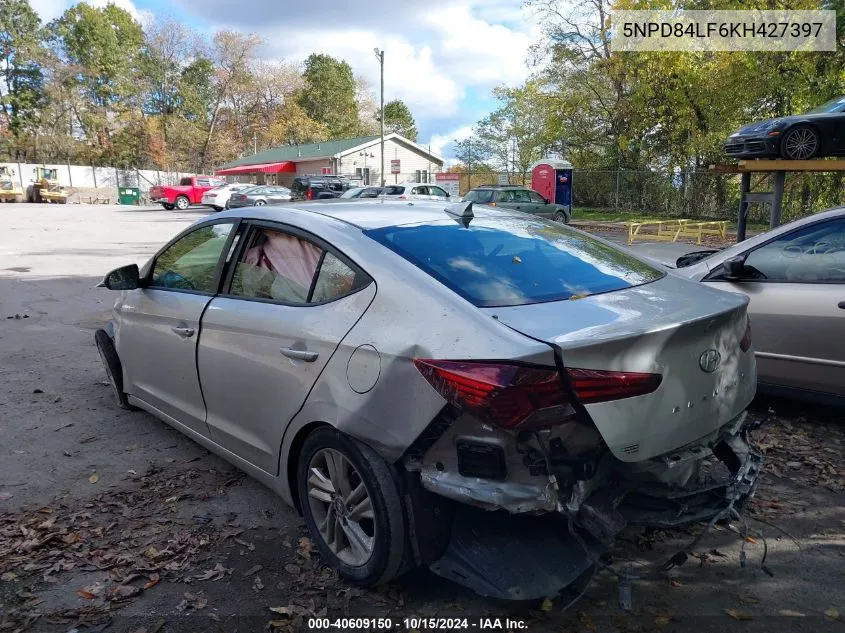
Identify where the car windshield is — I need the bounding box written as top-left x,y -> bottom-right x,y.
341,188 -> 362,198
365,217 -> 664,307
806,96 -> 845,114
382,186 -> 405,195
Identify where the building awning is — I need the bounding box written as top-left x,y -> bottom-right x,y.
215,161 -> 297,176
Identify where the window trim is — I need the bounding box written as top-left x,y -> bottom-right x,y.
704,217 -> 845,285
219,219 -> 375,308
144,218 -> 241,297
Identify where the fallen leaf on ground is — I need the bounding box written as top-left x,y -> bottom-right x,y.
297,537 -> 312,559
540,598 -> 553,612
779,610 -> 805,617
0,492 -> 13,501
108,584 -> 142,602
1,571 -> 19,581
195,563 -> 229,581
726,609 -> 753,621
234,538 -> 255,551
284,564 -> 300,575
738,594 -> 760,605
176,592 -> 207,611
267,621 -> 290,629
144,546 -> 160,559
253,576 -> 264,591
143,573 -> 160,589
243,564 -> 263,577
655,616 -> 671,627
669,579 -> 683,588
269,606 -> 293,617
77,589 -> 99,600
88,472 -> 99,484
825,608 -> 840,619
744,536 -> 758,544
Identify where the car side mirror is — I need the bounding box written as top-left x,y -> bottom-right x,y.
445,193 -> 451,198
98,264 -> 140,290
544,198 -> 550,204
723,255 -> 746,280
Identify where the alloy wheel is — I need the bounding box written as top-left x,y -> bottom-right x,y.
783,127 -> 818,159
306,448 -> 375,567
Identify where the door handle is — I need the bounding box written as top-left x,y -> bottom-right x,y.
280,347 -> 318,362
171,326 -> 195,337
839,301 -> 845,309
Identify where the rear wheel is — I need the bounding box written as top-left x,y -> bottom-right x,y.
297,427 -> 407,587
162,203 -> 175,210
224,199 -> 231,210
175,195 -> 189,210
780,125 -> 820,160
554,210 -> 569,223
254,199 -> 266,206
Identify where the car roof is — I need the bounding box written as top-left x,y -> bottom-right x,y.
472,185 -> 527,190
211,199 -> 521,230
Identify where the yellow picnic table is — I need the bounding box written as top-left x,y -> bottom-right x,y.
624,218 -> 729,245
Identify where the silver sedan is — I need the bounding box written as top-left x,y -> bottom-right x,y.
95,201 -> 760,599
228,185 -> 292,208
670,207 -> 845,406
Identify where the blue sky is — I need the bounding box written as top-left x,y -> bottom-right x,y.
29,0 -> 543,161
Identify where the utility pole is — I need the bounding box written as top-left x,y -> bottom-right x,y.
253,132 -> 257,155
374,48 -> 385,187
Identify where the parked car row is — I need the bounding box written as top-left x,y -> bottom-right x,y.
96,198 -> 766,601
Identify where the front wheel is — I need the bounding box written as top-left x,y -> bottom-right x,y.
297,427 -> 407,587
94,329 -> 132,410
780,125 -> 820,160
175,196 -> 189,210
162,203 -> 175,210
254,199 -> 266,206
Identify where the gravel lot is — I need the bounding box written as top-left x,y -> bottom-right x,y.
1,204 -> 843,632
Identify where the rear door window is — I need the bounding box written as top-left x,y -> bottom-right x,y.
365,217 -> 663,307
383,186 -> 405,195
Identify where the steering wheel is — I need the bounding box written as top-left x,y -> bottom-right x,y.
159,269 -> 196,290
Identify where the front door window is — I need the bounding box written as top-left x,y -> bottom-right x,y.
151,223 -> 235,292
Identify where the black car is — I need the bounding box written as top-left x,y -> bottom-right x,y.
291,175 -> 352,201
724,96 -> 845,160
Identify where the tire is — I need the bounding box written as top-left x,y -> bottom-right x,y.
224,199 -> 231,210
297,427 -> 407,587
254,199 -> 266,206
780,125 -> 820,160
175,195 -> 189,210
94,329 -> 131,410
163,203 -> 175,210
554,210 -> 569,223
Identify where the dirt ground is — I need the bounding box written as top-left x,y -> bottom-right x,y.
1,204 -> 843,633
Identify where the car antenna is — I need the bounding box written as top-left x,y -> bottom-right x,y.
445,200 -> 473,228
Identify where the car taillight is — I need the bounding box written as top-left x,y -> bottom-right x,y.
413,359 -> 662,431
307,189 -> 313,200
740,318 -> 752,352
398,195 -> 407,200
566,369 -> 662,404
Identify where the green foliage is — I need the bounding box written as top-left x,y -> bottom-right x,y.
0,0 -> 45,139
297,53 -> 359,138
383,99 -> 417,141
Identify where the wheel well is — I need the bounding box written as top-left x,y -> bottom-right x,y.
286,421 -> 329,514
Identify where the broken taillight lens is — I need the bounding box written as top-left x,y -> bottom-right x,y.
413,359 -> 662,430
740,317 -> 752,352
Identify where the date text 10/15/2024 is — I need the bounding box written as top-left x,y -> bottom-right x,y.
306,618 -> 529,630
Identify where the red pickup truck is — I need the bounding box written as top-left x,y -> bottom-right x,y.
149,176 -> 225,210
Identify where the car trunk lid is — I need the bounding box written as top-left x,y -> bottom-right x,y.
484,275 -> 756,461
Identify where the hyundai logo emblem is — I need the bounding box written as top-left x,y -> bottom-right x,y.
699,349 -> 721,373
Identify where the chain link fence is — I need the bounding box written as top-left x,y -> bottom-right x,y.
448,169 -> 845,224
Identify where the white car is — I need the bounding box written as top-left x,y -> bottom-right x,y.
201,183 -> 253,211
380,182 -> 451,201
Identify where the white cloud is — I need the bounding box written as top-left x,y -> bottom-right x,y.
31,0 -> 151,24
265,30 -> 464,119
428,124 -> 474,159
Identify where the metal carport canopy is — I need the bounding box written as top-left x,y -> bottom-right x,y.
215,161 -> 297,175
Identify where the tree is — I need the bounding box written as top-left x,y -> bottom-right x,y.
382,99 -> 416,141
354,75 -> 379,136
50,2 -> 145,154
452,136 -> 491,177
0,0 -> 45,153
297,53 -> 359,138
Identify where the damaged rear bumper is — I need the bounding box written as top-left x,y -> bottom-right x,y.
426,424 -> 762,600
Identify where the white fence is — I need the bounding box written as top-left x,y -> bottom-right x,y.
0,162 -> 194,193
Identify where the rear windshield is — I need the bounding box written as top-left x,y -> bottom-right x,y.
365,217 -> 664,307
465,189 -> 495,203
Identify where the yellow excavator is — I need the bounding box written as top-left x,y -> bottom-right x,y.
0,166 -> 23,202
27,167 -> 68,203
